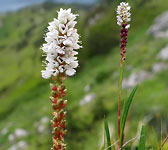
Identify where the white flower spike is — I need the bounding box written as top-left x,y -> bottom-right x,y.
41,8 -> 82,79
116,2 -> 131,29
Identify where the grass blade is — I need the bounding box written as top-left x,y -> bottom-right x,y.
120,85 -> 138,147
139,125 -> 146,150
104,119 -> 111,150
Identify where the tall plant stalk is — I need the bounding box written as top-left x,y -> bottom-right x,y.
116,2 -> 131,149
41,8 -> 82,150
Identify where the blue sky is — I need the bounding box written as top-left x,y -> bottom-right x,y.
0,0 -> 97,12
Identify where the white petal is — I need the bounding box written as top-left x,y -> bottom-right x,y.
63,39 -> 73,47
66,69 -> 76,76
59,66 -> 64,73
41,70 -> 51,79
52,69 -> 59,76
125,24 -> 130,29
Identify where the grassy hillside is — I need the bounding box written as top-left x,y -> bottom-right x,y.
0,0 -> 168,150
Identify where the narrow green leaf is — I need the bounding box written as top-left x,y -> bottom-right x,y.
104,119 -> 111,150
139,126 -> 146,150
120,85 -> 138,147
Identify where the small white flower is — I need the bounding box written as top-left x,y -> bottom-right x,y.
65,68 -> 76,76
41,70 -> 51,79
41,8 -> 81,79
56,46 -> 65,54
116,2 -> 131,27
59,24 -> 68,34
63,39 -> 73,47
58,65 -> 65,73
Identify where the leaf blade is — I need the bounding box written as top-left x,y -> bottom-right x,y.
139,125 -> 146,150
120,85 -> 138,147
104,119 -> 111,150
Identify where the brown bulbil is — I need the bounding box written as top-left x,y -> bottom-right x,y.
120,24 -> 128,61
50,76 -> 67,150
122,24 -> 127,28
52,85 -> 57,91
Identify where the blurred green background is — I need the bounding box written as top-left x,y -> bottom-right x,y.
0,0 -> 168,149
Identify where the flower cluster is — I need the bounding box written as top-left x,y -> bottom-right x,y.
116,2 -> 131,29
41,8 -> 82,79
116,2 -> 131,63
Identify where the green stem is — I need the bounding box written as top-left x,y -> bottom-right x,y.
118,60 -> 125,150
